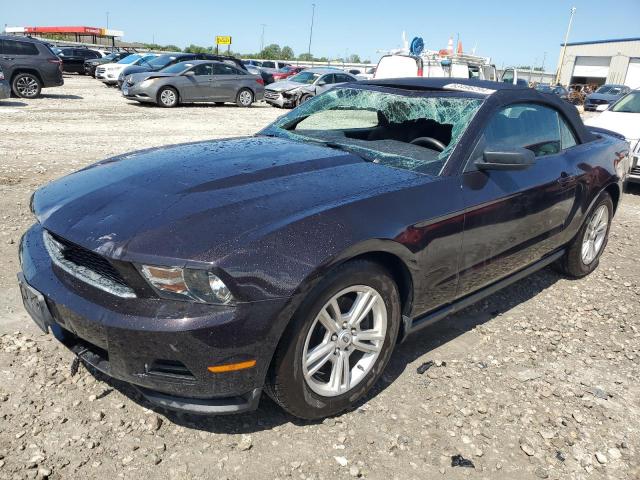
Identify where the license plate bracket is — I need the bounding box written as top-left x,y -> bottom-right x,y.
17,273 -> 54,333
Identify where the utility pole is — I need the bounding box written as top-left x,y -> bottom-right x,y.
106,11 -> 109,29
556,6 -> 576,85
260,24 -> 266,53
307,3 -> 316,60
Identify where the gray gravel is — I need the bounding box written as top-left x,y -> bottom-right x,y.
0,76 -> 639,480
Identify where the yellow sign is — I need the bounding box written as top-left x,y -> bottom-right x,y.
216,36 -> 232,45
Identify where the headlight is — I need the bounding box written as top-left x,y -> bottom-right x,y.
139,265 -> 234,305
140,79 -> 154,88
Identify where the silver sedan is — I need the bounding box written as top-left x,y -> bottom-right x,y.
122,60 -> 265,108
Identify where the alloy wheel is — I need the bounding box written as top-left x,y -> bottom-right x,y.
16,77 -> 39,97
581,204 -> 608,265
160,89 -> 176,106
302,285 -> 387,397
239,90 -> 252,106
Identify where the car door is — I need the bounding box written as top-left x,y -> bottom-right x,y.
180,63 -> 214,101
1,39 -> 39,78
456,102 -> 581,297
315,74 -> 335,94
210,63 -> 240,101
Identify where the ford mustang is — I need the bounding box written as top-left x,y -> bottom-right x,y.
18,78 -> 629,419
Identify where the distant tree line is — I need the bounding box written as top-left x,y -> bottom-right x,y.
148,42 -> 370,63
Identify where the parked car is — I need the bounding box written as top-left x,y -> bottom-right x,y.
535,84 -> 569,102
245,64 -> 274,85
84,51 -> 132,77
585,89 -> 640,182
0,35 -> 64,98
355,66 -> 376,80
0,65 -> 10,100
584,84 -> 631,111
19,78 -> 628,419
272,66 -> 305,81
118,53 -> 247,89
122,60 -> 264,108
57,47 -> 102,73
96,53 -> 159,85
375,54 -> 496,81
259,60 -> 291,71
243,60 -> 263,67
264,68 -> 357,108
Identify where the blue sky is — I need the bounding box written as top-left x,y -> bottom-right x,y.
2,0 -> 638,70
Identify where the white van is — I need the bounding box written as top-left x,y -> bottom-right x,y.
374,54 -> 497,81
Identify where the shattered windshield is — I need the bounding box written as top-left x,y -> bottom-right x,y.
260,87 -> 482,176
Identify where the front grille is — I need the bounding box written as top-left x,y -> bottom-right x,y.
264,90 -> 281,100
43,231 -> 135,298
96,67 -> 105,74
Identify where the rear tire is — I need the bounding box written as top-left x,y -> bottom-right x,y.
12,73 -> 42,98
297,94 -> 313,106
157,87 -> 179,108
236,88 -> 254,107
555,192 -> 613,278
266,260 -> 401,419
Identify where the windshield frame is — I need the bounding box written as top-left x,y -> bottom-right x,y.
117,54 -> 142,65
609,91 -> 640,113
260,84 -> 485,177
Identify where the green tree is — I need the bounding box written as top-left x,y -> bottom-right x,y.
298,52 -> 313,62
260,44 -> 282,59
184,44 -> 208,54
347,54 -> 361,63
281,46 -> 295,60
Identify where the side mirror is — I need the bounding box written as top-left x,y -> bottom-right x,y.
317,79 -> 327,86
476,148 -> 535,171
596,104 -> 608,112
183,70 -> 196,76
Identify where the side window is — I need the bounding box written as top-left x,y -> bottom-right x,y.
484,103 -> 562,158
192,64 -> 213,76
262,61 -> 275,69
4,40 -> 37,56
559,117 -> 577,150
320,74 -> 335,84
502,69 -> 514,84
211,63 -> 237,75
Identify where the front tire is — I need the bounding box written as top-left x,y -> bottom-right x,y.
236,88 -> 254,107
12,73 -> 42,98
555,192 -> 613,278
266,260 -> 401,419
157,87 -> 179,108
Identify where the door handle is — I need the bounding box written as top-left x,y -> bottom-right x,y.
558,171 -> 574,187
3,57 -> 15,60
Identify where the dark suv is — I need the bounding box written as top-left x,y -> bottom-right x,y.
58,47 -> 102,74
0,35 -> 63,98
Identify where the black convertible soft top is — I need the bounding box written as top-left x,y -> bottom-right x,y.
359,78 -> 597,145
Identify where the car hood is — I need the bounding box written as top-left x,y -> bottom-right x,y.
32,137 -> 421,265
587,93 -> 620,102
266,80 -> 309,92
585,111 -> 640,141
128,72 -> 175,83
122,65 -> 153,76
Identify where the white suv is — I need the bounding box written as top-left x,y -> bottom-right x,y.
96,53 -> 159,85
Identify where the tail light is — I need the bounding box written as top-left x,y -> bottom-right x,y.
256,78 -> 264,85
48,58 -> 63,71
417,67 -> 424,77
0,71 -> 4,81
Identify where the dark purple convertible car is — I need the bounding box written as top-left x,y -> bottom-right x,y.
18,78 -> 629,419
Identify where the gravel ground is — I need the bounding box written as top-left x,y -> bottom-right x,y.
0,76 -> 639,480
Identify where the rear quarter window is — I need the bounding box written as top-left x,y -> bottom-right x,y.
3,40 -> 39,56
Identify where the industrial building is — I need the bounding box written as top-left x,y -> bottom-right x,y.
557,37 -> 640,88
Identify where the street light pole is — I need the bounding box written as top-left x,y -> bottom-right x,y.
307,3 -> 316,60
106,11 -> 109,29
260,24 -> 266,53
556,6 -> 576,85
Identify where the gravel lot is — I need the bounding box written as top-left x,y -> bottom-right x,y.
0,76 -> 639,480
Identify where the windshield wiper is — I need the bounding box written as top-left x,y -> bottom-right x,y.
305,138 -> 377,163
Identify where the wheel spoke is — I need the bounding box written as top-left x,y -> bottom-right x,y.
348,291 -> 377,327
318,309 -> 340,334
329,351 -> 350,393
305,341 -> 335,376
352,330 -> 383,353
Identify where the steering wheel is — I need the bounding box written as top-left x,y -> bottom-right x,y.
410,137 -> 446,152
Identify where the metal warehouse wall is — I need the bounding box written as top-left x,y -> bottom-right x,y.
557,39 -> 640,86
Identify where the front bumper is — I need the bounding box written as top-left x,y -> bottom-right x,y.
122,84 -> 156,103
97,70 -> 119,84
19,224 -> 289,414
264,90 -> 296,108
